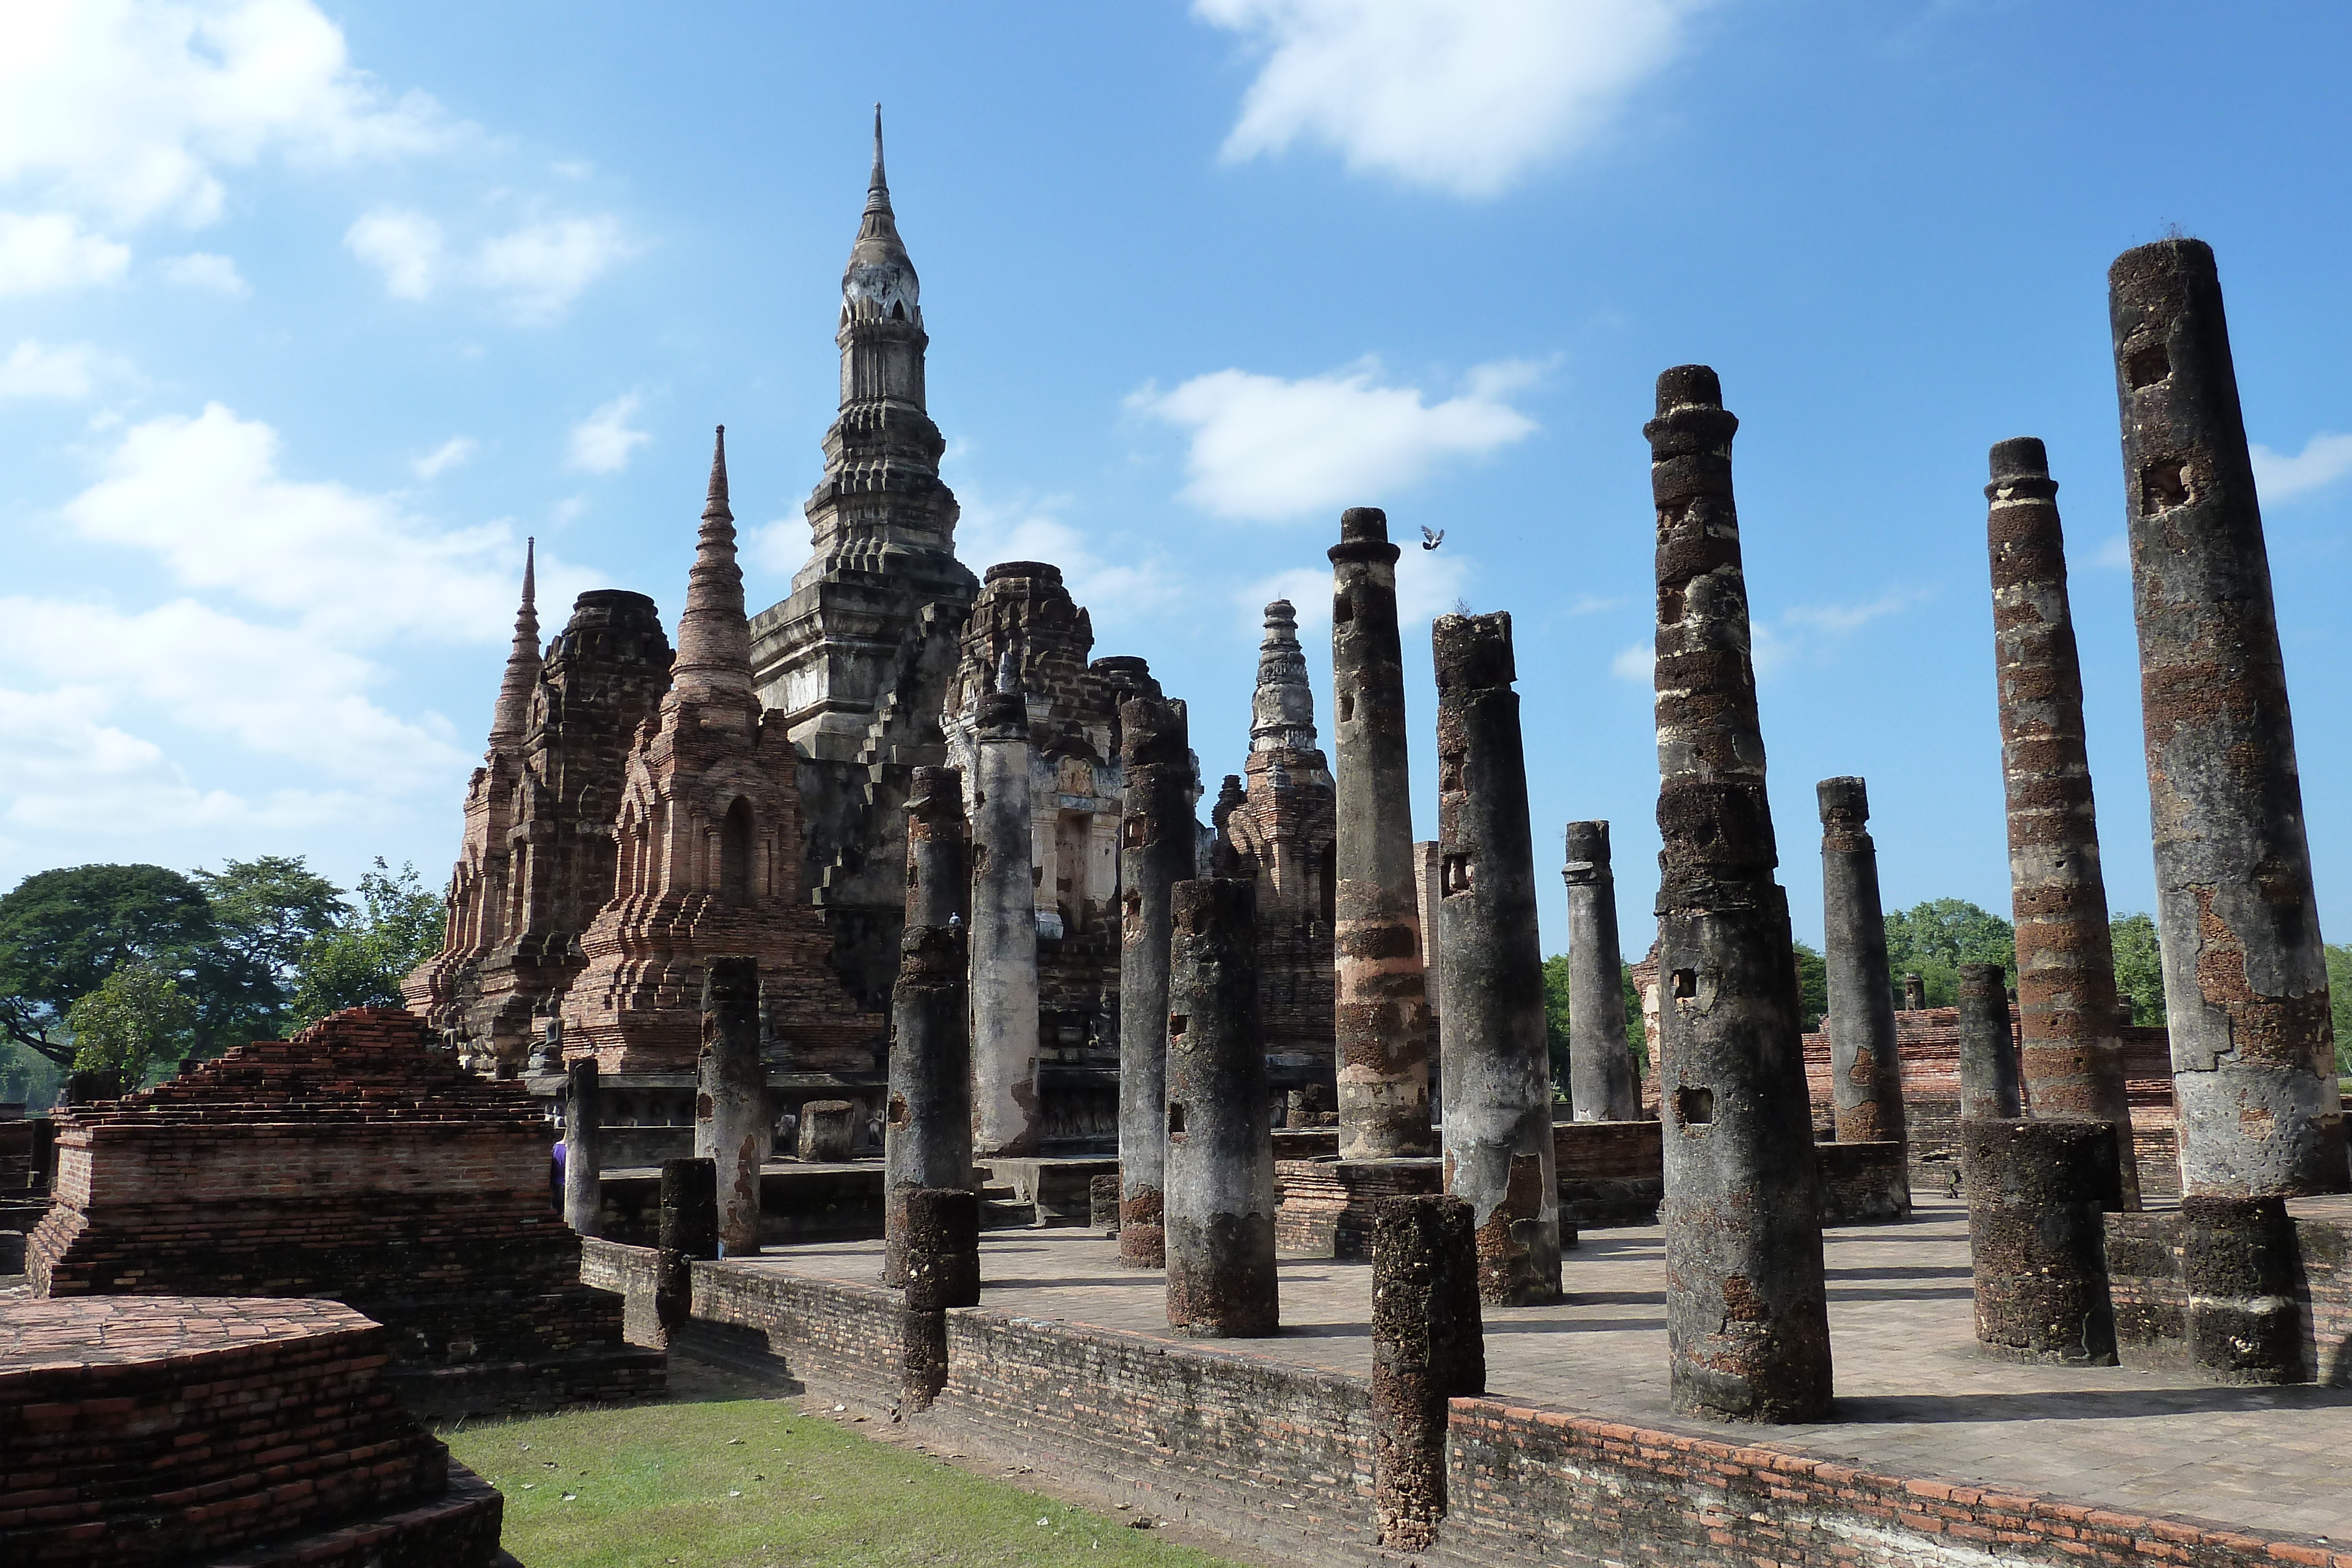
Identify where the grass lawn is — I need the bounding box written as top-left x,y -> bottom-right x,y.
443,1395 -> 1251,1568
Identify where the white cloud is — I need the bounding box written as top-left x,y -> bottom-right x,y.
0,598 -> 465,790
0,339 -> 130,399
1568,593 -> 1625,617
62,402 -> 552,643
348,207 -> 632,323
566,394 -> 651,475
1238,542 -> 1472,639
0,210 -> 131,294
1132,357 -> 1539,521
1618,586 -> 1924,685
475,215 -> 633,324
1197,0 -> 1705,198
411,435 -> 477,480
2252,431 -> 2352,503
2093,534 -> 2130,571
0,0 -> 450,230
954,492 -> 1187,623
1779,588 -> 1925,636
1611,641 -> 1651,684
159,250 -> 248,295
345,206 -> 443,299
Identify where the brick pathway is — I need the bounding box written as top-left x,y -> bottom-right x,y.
731,1196 -> 2352,1539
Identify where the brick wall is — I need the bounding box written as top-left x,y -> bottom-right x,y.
2104,1195 -> 2352,1384
26,1008 -> 660,1415
0,1298 -> 503,1567
1553,1119 -> 1663,1228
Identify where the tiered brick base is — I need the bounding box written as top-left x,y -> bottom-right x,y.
27,1007 -> 662,1416
0,1298 -> 504,1567
1275,1156 -> 1444,1258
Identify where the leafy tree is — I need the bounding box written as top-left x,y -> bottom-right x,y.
2110,911 -> 2166,1027
289,860 -> 446,1027
192,856 -> 348,1039
65,961 -> 201,1084
1792,940 -> 1829,1030
0,1041 -> 61,1110
1541,954 -> 1645,1103
0,864 -> 262,1066
1882,898 -> 2016,1009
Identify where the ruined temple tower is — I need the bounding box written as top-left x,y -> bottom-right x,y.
1646,366 -> 1832,1422
1984,437 -> 2141,1206
2109,239 -> 2346,1381
1329,507 -> 1436,1159
407,547 -> 677,1070
564,431 -> 882,1073
750,109 -> 981,1010
1220,600 -> 1338,1099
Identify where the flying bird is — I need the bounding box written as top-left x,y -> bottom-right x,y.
1421,526 -> 1444,550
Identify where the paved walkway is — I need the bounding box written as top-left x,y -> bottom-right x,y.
724,1196 -> 2352,1540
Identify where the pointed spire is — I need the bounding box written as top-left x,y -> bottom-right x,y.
487,538 -> 543,750
1250,599 -> 1318,754
669,426 -> 756,714
867,103 -> 890,215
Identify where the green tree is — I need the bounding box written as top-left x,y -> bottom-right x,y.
1541,954 -> 1645,1102
1792,939 -> 1829,1030
1882,898 -> 2016,1008
0,864 -> 263,1066
65,961 -> 201,1084
193,855 -> 348,1037
2110,911 -> 2166,1027
289,860 -> 446,1027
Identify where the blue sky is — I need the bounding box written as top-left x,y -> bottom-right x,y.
2,1 -> 2347,957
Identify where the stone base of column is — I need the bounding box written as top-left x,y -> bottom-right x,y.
1117,1187 -> 1164,1268
1962,1119 -> 2119,1365
901,1187 -> 981,1411
1371,1193 -> 1484,1552
1273,1155 -> 1444,1258
1090,1173 -> 1121,1233
2181,1195 -> 2307,1385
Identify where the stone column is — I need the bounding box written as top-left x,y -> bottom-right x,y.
1369,1193 -> 1484,1552
1164,878 -> 1279,1337
1118,694 -> 1192,1269
1962,1118 -> 2119,1365
884,926 -> 974,1289
562,1057 -> 602,1238
2111,238 -> 2347,1383
656,1156 -> 717,1335
1329,507 -> 1435,1159
1563,821 -> 1641,1122
1986,436 -> 2141,1206
970,677 -> 1041,1159
905,765 -> 967,928
1646,365 -> 1833,1422
1901,973 -> 1927,1012
700,955 -> 766,1257
1432,611 -> 1563,1305
1816,778 -> 1907,1148
900,1186 -> 981,1412
1956,963 -> 2023,1122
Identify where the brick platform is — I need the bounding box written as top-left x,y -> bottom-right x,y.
26,1007 -> 663,1416
0,1298 -> 505,1566
670,1198 -> 2352,1567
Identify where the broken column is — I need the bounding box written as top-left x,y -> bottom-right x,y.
884,925 -> 974,1289
1956,963 -> 2023,1122
2110,238 -> 2347,1382
1901,973 -> 1927,1012
900,1185 -> 981,1412
1432,611 -> 1562,1305
1563,821 -> 1641,1122
970,664 -> 1041,1159
797,1100 -> 853,1162
1646,365 -> 1833,1422
562,1056 -> 602,1238
1816,778 -> 1907,1149
1986,435 -> 2141,1206
1163,878 -> 1279,1337
1118,694 -> 1193,1269
656,1155 -> 717,1335
1962,1118 -> 2119,1365
904,765 -> 968,929
1370,1193 -> 1485,1552
1329,507 -> 1435,1159
699,955 -> 766,1257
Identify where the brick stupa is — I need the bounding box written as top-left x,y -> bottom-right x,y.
26,1007 -> 662,1416
562,428 -> 884,1072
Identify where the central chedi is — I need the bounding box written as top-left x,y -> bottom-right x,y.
563,430 -> 883,1072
